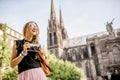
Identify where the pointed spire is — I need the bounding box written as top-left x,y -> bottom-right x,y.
59,7 -> 64,28
50,0 -> 58,27
51,0 -> 56,20
59,7 -> 68,39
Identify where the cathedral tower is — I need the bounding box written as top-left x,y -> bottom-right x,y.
59,8 -> 68,40
47,0 -> 68,58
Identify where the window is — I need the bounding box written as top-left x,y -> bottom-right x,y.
90,43 -> 96,56
6,28 -> 10,34
99,40 -> 106,52
83,47 -> 89,59
49,33 -> 52,45
72,49 -> 76,61
54,32 -> 57,44
112,46 -> 120,64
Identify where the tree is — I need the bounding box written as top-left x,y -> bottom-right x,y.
47,52 -> 86,80
0,24 -> 11,79
0,24 -> 8,66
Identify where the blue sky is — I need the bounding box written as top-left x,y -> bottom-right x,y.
0,0 -> 120,46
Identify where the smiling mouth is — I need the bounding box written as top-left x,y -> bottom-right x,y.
32,30 -> 37,32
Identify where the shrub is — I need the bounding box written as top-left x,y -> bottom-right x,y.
47,53 -> 86,80
3,67 -> 18,80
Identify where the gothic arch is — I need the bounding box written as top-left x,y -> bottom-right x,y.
67,50 -> 72,61
111,44 -> 120,64
72,48 -> 76,61
53,32 -> 57,44
83,46 -> 89,59
49,33 -> 52,46
111,44 -> 120,50
90,43 -> 96,56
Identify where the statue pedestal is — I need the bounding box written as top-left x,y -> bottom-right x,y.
108,35 -> 115,39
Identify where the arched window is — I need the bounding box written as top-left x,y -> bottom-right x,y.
72,49 -> 76,61
49,33 -> 52,45
112,45 -> 120,64
68,51 -> 72,61
90,43 -> 96,56
54,32 -> 57,44
83,47 -> 89,59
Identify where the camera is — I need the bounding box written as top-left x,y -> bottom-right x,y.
28,44 -> 41,52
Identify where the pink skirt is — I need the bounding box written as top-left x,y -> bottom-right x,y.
18,67 -> 47,80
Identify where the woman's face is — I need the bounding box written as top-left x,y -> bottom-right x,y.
27,23 -> 39,36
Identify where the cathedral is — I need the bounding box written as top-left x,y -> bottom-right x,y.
47,0 -> 120,80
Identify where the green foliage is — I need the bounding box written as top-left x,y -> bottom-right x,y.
0,24 -> 9,66
0,24 -> 11,79
47,52 -> 86,80
3,67 -> 18,80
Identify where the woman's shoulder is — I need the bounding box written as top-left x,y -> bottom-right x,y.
15,39 -> 26,43
14,38 -> 22,41
14,39 -> 24,48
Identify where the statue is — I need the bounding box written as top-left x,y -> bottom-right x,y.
106,19 -> 114,36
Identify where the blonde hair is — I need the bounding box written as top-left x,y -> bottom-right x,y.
23,21 -> 39,44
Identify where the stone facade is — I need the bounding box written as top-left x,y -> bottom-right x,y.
47,0 -> 120,79
0,23 -> 23,47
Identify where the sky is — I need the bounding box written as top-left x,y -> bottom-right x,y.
0,0 -> 120,47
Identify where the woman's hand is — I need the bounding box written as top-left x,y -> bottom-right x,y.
37,48 -> 48,64
38,48 -> 46,59
23,42 -> 31,54
38,48 -> 45,54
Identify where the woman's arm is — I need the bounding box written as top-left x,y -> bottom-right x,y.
10,41 -> 23,68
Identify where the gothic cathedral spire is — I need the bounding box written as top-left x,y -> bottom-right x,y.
50,0 -> 58,27
59,7 -> 68,40
47,0 -> 63,59
51,0 -> 56,20
60,8 -> 64,29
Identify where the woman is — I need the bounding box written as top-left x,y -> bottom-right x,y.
10,21 -> 47,80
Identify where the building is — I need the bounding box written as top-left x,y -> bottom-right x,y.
47,0 -> 120,80
0,23 -> 23,47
